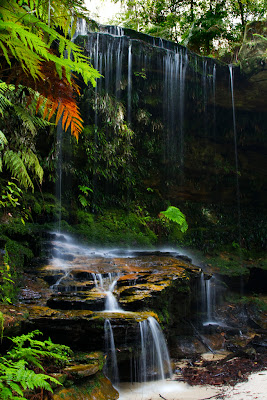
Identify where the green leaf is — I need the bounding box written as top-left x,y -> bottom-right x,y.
160,206 -> 188,233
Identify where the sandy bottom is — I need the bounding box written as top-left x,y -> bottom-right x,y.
118,371 -> 267,400
223,371 -> 267,399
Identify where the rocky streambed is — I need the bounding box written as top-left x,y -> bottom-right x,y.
1,232 -> 267,399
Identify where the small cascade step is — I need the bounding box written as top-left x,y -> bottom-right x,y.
30,233 -> 210,383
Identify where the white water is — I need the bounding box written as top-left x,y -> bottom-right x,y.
229,64 -> 241,248
200,273 -> 217,324
92,272 -> 122,312
104,319 -> 119,384
48,234 -> 190,384
138,317 -> 172,382
127,42 -> 132,124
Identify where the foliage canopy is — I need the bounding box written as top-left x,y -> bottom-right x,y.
112,0 -> 267,56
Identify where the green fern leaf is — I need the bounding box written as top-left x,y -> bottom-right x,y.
3,150 -> 34,190
160,206 -> 188,233
0,130 -> 8,149
8,381 -> 23,396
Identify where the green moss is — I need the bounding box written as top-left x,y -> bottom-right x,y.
70,208 -> 157,247
206,255 -> 250,277
227,292 -> 267,312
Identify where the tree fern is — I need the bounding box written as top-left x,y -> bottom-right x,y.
0,1 -> 100,86
0,0 -> 101,143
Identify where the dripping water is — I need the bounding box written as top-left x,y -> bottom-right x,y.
229,65 -> 243,297
179,50 -> 188,169
200,273 -> 217,324
229,65 -> 242,249
104,319 -> 119,385
138,317 -> 172,382
212,64 -> 216,138
55,120 -> 63,232
127,42 -> 132,124
163,48 -> 188,174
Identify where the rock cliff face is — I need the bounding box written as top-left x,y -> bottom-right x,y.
75,21 -> 266,208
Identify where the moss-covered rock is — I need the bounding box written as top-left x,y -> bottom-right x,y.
53,372 -> 119,400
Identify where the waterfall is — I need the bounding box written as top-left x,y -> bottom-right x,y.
72,18 -> 87,40
200,273 -> 216,323
229,65 -> 241,247
213,63 -> 216,137
91,273 -> 172,383
92,272 -> 122,311
127,42 -> 132,124
82,29 -> 219,189
163,48 -> 188,172
55,119 -> 63,232
138,317 -> 172,382
104,319 -> 119,385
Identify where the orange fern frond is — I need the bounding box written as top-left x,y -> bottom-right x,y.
55,102 -> 64,125
1,57 -> 85,140
47,100 -> 58,121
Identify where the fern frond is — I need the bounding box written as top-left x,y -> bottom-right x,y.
0,130 -> 8,150
0,82 -> 15,115
38,94 -> 83,140
7,382 -> 23,396
3,150 -> 34,190
160,206 -> 188,233
13,105 -> 37,136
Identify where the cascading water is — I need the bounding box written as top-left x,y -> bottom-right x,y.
229,64 -> 241,248
127,42 -> 132,124
90,270 -> 172,384
138,317 -> 172,382
104,319 -> 119,385
92,272 -> 122,311
200,273 -> 217,324
80,27 -> 217,186
163,49 -> 188,170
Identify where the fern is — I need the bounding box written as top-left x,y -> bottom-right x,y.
19,150 -> 44,183
3,150 -> 34,191
0,359 -> 59,399
0,130 -> 8,152
0,330 -> 72,399
160,206 -> 188,233
13,105 -> 37,136
8,330 -> 72,368
0,1 -> 100,86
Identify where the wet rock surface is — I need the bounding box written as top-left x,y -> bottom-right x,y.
10,235 -> 203,352
53,371 -> 119,400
